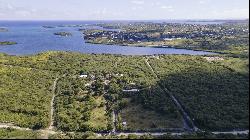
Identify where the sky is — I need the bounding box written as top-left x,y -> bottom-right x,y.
0,0 -> 249,20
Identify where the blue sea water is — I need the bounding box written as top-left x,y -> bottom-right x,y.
0,21 -> 217,56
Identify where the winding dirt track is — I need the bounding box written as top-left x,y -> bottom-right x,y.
48,77 -> 59,131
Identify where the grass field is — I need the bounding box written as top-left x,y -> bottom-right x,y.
0,128 -> 41,139
86,96 -> 108,131
118,98 -> 183,131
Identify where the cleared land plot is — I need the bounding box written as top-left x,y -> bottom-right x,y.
54,77 -> 109,132
86,96 -> 108,131
118,96 -> 183,131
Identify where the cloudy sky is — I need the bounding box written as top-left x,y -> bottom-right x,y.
0,0 -> 249,20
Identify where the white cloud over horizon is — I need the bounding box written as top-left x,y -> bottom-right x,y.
0,0 -> 248,20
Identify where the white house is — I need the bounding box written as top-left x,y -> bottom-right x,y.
122,122 -> 127,126
80,75 -> 88,78
85,83 -> 91,87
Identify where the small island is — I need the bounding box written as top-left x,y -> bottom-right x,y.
0,41 -> 17,45
54,32 -> 72,37
43,26 -> 56,28
0,28 -> 8,32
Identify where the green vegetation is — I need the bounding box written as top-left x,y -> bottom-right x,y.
0,49 -> 248,138
0,64 -> 55,129
0,128 -> 41,139
118,97 -> 183,131
54,76 -> 109,132
219,57 -> 249,74
0,52 -> 181,132
0,21 -> 249,139
147,55 -> 249,131
48,131 -> 98,139
0,41 -> 17,45
158,132 -> 249,139
1,128 -> 248,139
48,131 -> 249,139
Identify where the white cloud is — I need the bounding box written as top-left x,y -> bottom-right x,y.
6,4 -> 14,10
199,0 -> 206,4
0,2 -> 61,20
199,0 -> 211,4
15,10 -> 31,17
150,1 -> 161,6
212,8 -> 249,19
131,0 -> 145,5
88,8 -> 126,20
161,5 -> 175,12
131,6 -> 144,11
0,0 -> 248,20
161,6 -> 173,9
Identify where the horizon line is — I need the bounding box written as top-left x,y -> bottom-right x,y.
0,18 -> 249,21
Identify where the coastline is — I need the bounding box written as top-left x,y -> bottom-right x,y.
84,41 -> 221,55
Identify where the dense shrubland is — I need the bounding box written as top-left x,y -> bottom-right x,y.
148,55 -> 249,131
0,51 -> 248,133
0,64 -> 55,129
